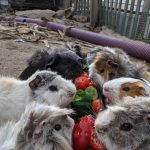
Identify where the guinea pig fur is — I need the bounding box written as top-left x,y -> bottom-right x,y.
103,77 -> 150,105
87,46 -> 142,88
71,44 -> 87,63
95,97 -> 150,150
0,70 -> 76,125
0,102 -> 74,150
19,47 -> 83,80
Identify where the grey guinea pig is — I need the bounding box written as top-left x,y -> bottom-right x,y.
87,46 -> 141,89
103,77 -> 150,105
19,46 -> 83,81
0,102 -> 74,150
95,97 -> 150,150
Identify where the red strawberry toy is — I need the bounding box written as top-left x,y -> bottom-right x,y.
73,115 -> 106,150
90,128 -> 106,150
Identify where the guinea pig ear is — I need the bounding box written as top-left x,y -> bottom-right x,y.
46,55 -> 56,68
144,114 -> 150,124
51,108 -> 74,118
29,75 -> 42,90
138,86 -> 147,96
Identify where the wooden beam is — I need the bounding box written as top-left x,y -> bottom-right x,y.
90,0 -> 99,28
63,0 -> 72,9
142,0 -> 150,12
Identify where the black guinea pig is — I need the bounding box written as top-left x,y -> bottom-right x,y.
19,46 -> 83,81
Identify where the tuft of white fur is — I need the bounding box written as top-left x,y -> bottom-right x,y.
95,105 -> 126,128
105,47 -> 116,54
0,70 -> 76,125
123,96 -> 150,107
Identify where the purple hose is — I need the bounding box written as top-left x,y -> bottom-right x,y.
0,16 -> 150,62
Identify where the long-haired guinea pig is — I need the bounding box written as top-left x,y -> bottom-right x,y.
87,46 -> 141,88
0,102 -> 74,150
0,70 -> 76,125
95,97 -> 150,150
103,77 -> 150,105
19,46 -> 83,80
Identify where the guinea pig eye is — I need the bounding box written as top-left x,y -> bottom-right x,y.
112,63 -> 118,68
138,86 -> 144,91
120,123 -> 133,132
109,72 -> 115,79
49,85 -> 58,91
100,69 -> 104,73
54,124 -> 62,131
122,87 -> 130,92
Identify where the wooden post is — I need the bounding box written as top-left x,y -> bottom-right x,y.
90,0 -> 99,28
135,0 -> 150,42
142,0 -> 150,12
63,0 -> 72,9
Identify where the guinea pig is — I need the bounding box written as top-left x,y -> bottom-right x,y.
19,46 -> 83,81
0,102 -> 74,150
71,44 -> 87,63
0,70 -> 76,125
103,77 -> 150,105
87,46 -> 140,89
95,97 -> 150,150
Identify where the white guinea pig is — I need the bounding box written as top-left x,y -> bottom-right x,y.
95,97 -> 150,150
0,102 -> 74,150
0,70 -> 76,125
103,77 -> 150,105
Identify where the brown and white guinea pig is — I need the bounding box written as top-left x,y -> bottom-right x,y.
95,97 -> 150,150
103,77 -> 150,105
0,102 -> 74,150
87,46 -> 140,88
0,70 -> 76,125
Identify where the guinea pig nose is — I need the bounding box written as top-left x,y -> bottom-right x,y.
68,91 -> 76,97
95,123 -> 101,130
103,86 -> 109,92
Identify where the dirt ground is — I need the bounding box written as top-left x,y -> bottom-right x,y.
0,39 -> 45,77
0,9 -> 149,78
0,9 -> 94,77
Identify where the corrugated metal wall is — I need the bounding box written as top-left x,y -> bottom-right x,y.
73,0 -> 150,43
0,0 -> 149,42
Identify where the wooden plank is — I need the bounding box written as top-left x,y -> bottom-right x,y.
125,0 -> 136,37
109,0 -> 113,27
135,0 -> 150,41
87,0 -> 90,19
90,0 -> 99,27
84,0 -> 86,16
142,0 -> 150,12
63,0 -> 71,9
113,0 -> 118,29
121,0 -> 129,35
116,0 -> 123,32
131,0 -> 142,39
105,0 -> 109,25
99,0 -> 103,25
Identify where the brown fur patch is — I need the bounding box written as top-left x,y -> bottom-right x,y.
119,81 -> 146,100
94,54 -> 117,81
23,110 -> 51,139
